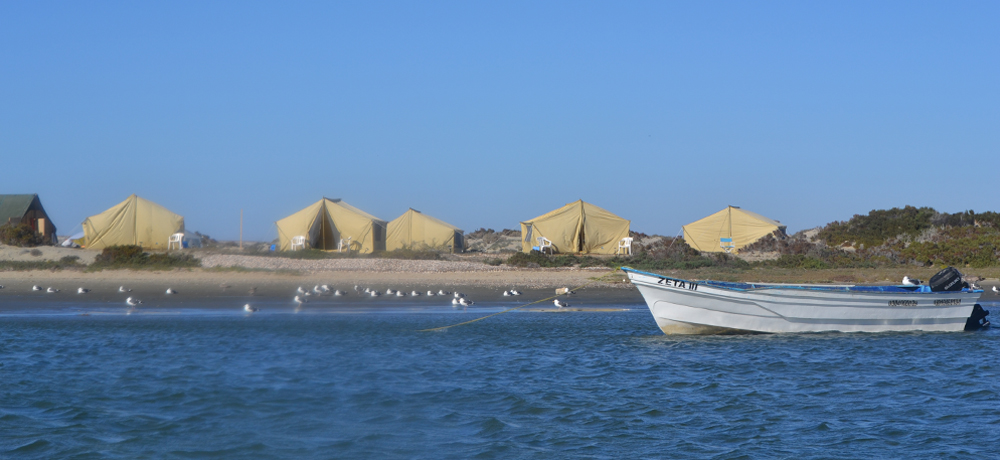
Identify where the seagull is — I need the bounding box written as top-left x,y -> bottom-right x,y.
0,285 -> 3,289
510,290 -> 521,296
560,288 -> 575,295
303,291 -> 312,297
333,290 -> 345,296
126,297 -> 141,307
452,298 -> 460,305
296,286 -> 306,294
77,288 -> 90,294
313,285 -> 324,294
46,287 -> 59,293
119,286 -> 131,293
438,290 -> 448,296
364,287 -> 371,293
244,304 -> 259,313
32,285 -> 42,291
321,284 -> 331,293
410,291 -> 420,296
902,276 -> 922,286
459,297 -> 474,306
370,290 -> 380,297
386,288 -> 396,295
993,286 -> 999,294
294,295 -> 306,304
503,290 -> 511,296
454,292 -> 465,298
396,291 -> 405,297
426,291 -> 435,296
554,299 -> 570,308
165,288 -> 177,295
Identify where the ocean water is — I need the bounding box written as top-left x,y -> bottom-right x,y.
0,297 -> 998,459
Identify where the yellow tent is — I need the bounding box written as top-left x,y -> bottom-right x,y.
82,194 -> 185,250
520,200 -> 630,254
276,198 -> 386,253
386,208 -> 464,252
682,206 -> 785,253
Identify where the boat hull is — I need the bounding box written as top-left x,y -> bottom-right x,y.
625,269 -> 982,334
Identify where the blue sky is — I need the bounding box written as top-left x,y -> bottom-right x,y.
2,2 -> 997,241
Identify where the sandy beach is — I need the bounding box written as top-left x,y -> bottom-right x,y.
0,245 -> 632,302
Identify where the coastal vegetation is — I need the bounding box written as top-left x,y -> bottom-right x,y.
89,245 -> 201,271
0,223 -> 50,247
485,206 -> 1000,272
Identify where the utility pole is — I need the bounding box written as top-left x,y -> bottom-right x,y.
240,209 -> 243,250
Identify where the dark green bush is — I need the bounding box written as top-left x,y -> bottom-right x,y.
0,223 -> 46,247
91,245 -> 200,270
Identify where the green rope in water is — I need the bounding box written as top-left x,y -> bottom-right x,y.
418,272 -> 618,332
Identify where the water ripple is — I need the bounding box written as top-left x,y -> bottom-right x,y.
0,306 -> 997,458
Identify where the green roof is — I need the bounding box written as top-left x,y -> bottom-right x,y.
0,194 -> 38,224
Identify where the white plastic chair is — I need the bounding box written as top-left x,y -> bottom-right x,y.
167,233 -> 184,250
537,236 -> 553,254
617,237 -> 633,256
290,235 -> 307,251
338,236 -> 352,252
720,237 -> 735,253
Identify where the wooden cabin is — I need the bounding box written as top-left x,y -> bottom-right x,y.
0,194 -> 57,243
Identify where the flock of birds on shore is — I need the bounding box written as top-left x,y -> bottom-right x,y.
0,283 -> 585,313
291,284 -> 536,309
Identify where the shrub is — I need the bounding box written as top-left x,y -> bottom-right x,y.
0,223 -> 46,247
91,245 -> 201,270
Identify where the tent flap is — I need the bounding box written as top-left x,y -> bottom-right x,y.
276,198 -> 386,253
82,195 -> 184,249
682,206 -> 785,253
386,208 -> 464,252
519,200 -> 629,254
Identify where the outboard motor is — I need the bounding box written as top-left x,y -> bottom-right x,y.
929,267 -> 969,292
965,304 -> 990,331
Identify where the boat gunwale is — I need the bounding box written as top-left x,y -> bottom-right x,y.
621,266 -> 984,295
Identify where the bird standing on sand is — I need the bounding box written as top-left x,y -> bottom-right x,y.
119,286 -> 130,293
244,304 -> 259,313
438,290 -> 448,296
297,286 -> 306,294
333,290 -> 345,296
511,290 -> 521,296
993,286 -> 999,294
396,291 -> 405,297
459,297 -> 474,306
33,285 -> 41,291
294,295 -> 306,304
77,288 -> 90,294
503,291 -> 511,296
370,290 -> 380,297
411,291 -> 420,296
165,288 -> 177,295
426,291 -> 435,296
452,298 -> 460,306
126,297 -> 141,307
454,292 -> 465,298
554,299 -> 570,308
46,287 -> 59,293
902,276 -> 922,286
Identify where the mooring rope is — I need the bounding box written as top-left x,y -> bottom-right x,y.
418,272 -> 617,332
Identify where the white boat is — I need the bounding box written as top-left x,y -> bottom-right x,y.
623,267 -> 985,334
